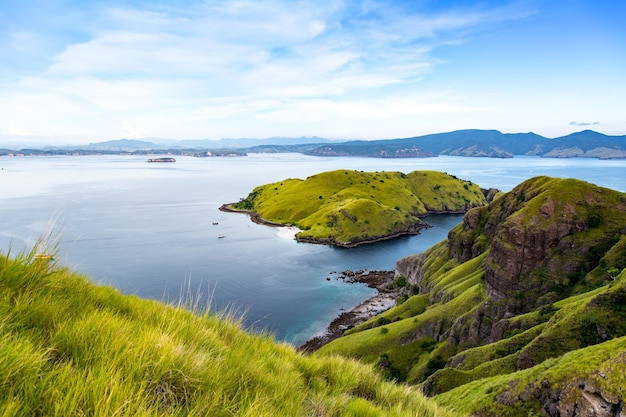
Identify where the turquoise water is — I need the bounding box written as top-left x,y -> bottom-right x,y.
1,153 -> 624,345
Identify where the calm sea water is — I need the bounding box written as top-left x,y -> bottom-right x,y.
1,153 -> 625,345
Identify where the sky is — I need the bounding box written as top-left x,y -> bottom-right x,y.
1,0 -> 625,145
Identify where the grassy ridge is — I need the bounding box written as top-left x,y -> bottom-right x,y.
435,333 -> 626,416
0,246 -> 460,417
315,177 -> 626,415
231,169 -> 487,247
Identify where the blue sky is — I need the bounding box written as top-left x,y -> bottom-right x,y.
1,0 -> 624,145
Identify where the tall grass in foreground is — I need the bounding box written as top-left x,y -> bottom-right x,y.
0,248 -> 460,417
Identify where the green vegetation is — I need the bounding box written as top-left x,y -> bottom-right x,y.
230,169 -> 487,247
0,245 -> 460,417
5,175 -> 625,416
436,334 -> 626,416
315,176 -> 626,416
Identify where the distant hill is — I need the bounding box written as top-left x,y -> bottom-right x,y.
541,130 -> 626,158
150,136 -> 338,149
78,139 -> 162,151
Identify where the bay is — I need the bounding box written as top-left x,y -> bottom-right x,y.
1,153 -> 624,346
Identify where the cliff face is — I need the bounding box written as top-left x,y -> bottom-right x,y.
448,176 -> 626,314
321,176 -> 626,417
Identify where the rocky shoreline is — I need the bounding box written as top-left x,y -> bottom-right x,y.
294,225 -> 429,248
219,204 -> 288,227
298,269 -> 398,353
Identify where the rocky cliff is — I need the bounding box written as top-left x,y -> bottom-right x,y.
448,176 -> 626,314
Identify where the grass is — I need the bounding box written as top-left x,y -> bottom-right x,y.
0,244 -> 461,417
231,169 -> 487,246
435,335 -> 626,417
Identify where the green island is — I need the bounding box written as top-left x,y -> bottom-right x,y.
223,169 -> 492,247
2,175 -> 625,416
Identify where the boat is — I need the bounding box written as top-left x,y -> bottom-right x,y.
147,157 -> 176,163
217,234 -> 226,238
212,221 -> 219,225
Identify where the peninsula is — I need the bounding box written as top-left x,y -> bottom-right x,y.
221,169 -> 495,247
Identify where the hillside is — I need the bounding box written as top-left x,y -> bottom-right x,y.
0,247 -> 460,417
315,176 -> 626,416
225,169 -> 490,247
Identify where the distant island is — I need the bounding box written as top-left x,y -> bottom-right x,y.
146,157 -> 176,163
221,169 -> 497,247
2,129 -> 625,159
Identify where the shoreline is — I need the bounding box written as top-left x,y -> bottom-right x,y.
298,269 -> 398,353
219,203 -> 432,248
219,204 -> 289,227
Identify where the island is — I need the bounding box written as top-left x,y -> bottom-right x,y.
146,157 -> 176,162
221,169 -> 496,247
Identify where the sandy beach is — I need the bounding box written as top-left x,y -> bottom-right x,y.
276,226 -> 301,240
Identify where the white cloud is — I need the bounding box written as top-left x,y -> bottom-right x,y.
8,126 -> 32,136
121,120 -> 147,138
47,0 -> 512,91
2,0 -> 587,143
569,121 -> 600,127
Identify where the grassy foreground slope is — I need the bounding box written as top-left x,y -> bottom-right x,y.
229,169 -> 487,247
0,247 -> 460,417
316,177 -> 626,416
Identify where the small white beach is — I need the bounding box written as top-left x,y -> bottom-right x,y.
277,226 -> 301,240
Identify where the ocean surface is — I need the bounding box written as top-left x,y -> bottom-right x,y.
1,153 -> 625,346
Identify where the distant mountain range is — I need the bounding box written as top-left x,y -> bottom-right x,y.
296,129 -> 626,159
48,136 -> 337,151
2,130 -> 625,159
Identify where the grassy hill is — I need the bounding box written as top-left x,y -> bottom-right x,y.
315,176 -> 626,416
228,169 -> 488,247
0,246 -> 460,417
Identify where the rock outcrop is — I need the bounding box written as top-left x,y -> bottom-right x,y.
447,176 -> 626,314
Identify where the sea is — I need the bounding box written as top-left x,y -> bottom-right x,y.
1,153 -> 625,346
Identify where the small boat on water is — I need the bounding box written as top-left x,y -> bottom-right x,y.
217,234 -> 226,239
212,221 -> 219,225
147,157 -> 176,163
